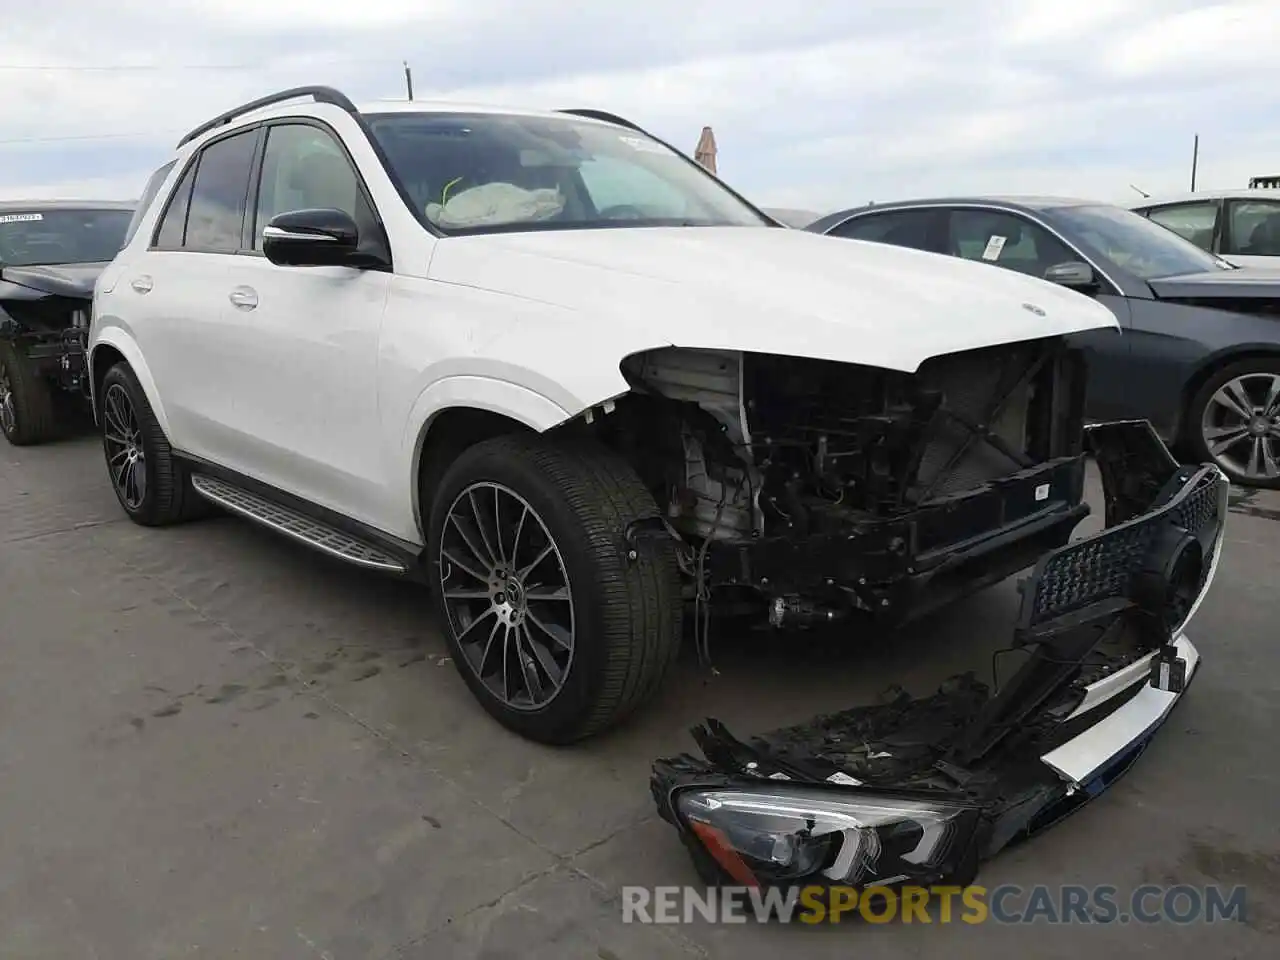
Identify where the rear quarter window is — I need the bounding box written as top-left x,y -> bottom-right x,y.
124,160 -> 177,246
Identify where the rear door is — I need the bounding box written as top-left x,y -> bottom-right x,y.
135,127 -> 261,461
1144,200 -> 1223,255
824,207 -> 948,253
1220,196 -> 1280,269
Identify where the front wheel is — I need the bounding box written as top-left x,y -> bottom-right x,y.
427,435 -> 682,744
0,341 -> 57,446
1187,358 -> 1280,489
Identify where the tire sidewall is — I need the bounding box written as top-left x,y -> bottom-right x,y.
427,444 -> 620,743
1188,357 -> 1280,489
99,364 -> 164,522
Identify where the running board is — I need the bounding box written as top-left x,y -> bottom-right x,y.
189,474 -> 409,574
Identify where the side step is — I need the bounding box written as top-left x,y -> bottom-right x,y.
189,474 -> 409,574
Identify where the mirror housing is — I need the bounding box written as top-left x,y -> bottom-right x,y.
1043,261 -> 1098,291
261,208 -> 361,267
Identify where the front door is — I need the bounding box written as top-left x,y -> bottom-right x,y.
219,120 -> 393,529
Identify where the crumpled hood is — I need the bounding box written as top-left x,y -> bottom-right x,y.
428,226 -> 1120,372
0,261 -> 106,300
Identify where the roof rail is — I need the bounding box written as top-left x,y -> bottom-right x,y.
178,85 -> 359,148
557,108 -> 645,133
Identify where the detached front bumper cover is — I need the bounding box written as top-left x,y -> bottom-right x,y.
651,420 -> 1229,894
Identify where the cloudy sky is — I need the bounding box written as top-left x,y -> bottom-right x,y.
2,0 -> 1278,215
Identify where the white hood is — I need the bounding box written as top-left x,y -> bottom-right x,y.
427,225 -> 1120,375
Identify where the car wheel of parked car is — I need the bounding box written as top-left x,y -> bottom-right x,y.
99,362 -> 213,525
428,434 -> 682,744
0,341 -> 58,446
1188,357 -> 1280,489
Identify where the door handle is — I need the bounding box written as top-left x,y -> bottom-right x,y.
130,275 -> 153,294
228,286 -> 258,310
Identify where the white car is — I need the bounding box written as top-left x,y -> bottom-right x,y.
1130,189 -> 1280,269
91,87 -> 1227,766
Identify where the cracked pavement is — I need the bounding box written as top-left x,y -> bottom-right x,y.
2,433 -> 1278,959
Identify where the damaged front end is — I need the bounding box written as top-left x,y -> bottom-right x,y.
0,265 -> 98,399
651,420 -> 1229,893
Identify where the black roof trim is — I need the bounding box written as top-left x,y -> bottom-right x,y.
178,85 -> 359,148
556,108 -> 645,133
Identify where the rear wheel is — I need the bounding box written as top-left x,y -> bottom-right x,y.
99,362 -> 213,525
427,434 -> 681,744
1187,358 -> 1280,489
0,341 -> 58,446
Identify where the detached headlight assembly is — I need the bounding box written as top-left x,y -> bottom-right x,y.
675,786 -> 979,888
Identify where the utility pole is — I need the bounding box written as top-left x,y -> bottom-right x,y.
404,61 -> 414,101
1190,134 -> 1199,191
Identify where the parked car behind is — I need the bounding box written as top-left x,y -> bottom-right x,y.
808,197 -> 1280,488
1,200 -> 135,445
1129,189 -> 1280,269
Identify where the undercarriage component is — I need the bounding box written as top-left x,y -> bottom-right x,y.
650,421 -> 1229,893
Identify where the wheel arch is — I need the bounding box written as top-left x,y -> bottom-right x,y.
407,376 -> 581,539
89,331 -> 171,435
1177,344 -> 1280,443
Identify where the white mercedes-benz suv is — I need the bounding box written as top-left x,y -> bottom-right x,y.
91,87 -> 1226,760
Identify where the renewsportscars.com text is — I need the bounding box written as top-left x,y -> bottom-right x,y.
621,884 -> 1249,925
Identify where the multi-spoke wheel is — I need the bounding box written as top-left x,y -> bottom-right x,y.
0,341 -> 57,446
439,482 -> 576,711
102,381 -> 148,510
97,362 -> 213,524
427,434 -> 682,744
1189,359 -> 1280,489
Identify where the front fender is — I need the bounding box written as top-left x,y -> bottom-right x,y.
398,374 -> 579,538
89,327 -> 171,435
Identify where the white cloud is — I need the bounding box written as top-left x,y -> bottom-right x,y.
1,0 -> 1277,215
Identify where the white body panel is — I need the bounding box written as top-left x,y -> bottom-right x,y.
92,99 -> 1119,546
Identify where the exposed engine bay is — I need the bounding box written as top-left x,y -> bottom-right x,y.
590,338 -> 1089,628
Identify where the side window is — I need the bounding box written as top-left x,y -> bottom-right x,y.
1224,199 -> 1280,257
252,123 -> 362,249
827,210 -> 938,252
124,160 -> 175,246
1147,202 -> 1218,251
947,209 -> 1075,278
153,160 -> 197,250
577,156 -> 689,218
184,129 -> 258,253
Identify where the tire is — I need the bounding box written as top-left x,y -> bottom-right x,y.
1186,357 -> 1280,490
98,362 -> 213,525
0,340 -> 58,446
427,434 -> 682,744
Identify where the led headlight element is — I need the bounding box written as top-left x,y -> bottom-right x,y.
677,787 -> 973,887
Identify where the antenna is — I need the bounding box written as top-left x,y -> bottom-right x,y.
404,61 -> 414,101
1190,134 -> 1199,191
1129,184 -> 1150,198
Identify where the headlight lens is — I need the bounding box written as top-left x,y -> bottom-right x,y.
676,786 -> 973,887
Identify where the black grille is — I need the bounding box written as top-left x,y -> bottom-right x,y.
1025,469 -> 1225,625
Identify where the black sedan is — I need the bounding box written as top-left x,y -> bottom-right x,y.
807,197 -> 1280,488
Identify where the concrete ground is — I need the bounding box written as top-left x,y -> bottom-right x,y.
2,433 -> 1278,960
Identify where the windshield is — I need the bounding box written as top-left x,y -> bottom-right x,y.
0,208 -> 133,267
364,112 -> 771,235
1052,204 -> 1233,280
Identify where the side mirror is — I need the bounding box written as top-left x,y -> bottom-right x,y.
1043,261 -> 1098,291
261,208 -> 360,267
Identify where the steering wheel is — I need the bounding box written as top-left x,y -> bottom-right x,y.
598,204 -> 647,220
